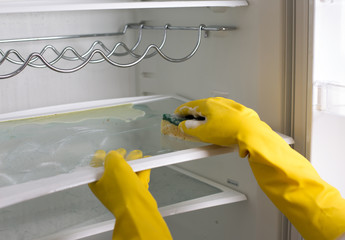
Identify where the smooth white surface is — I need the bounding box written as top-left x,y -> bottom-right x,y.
0,10 -> 137,114
313,0 -> 345,86
310,111 -> 345,198
0,1 -> 248,13
310,0 -> 345,197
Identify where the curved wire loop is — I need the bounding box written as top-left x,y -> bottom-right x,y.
0,24 -> 215,79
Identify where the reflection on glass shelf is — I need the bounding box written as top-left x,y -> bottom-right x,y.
0,96 -> 205,188
0,166 -> 246,240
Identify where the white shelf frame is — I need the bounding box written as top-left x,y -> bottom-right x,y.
0,0 -> 249,14
0,145 -> 236,209
35,166 -> 247,240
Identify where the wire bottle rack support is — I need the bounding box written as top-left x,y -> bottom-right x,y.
0,23 -> 236,79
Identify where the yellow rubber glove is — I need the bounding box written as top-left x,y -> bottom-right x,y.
175,97 -> 345,240
88,149 -> 172,240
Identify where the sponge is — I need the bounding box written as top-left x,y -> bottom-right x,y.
161,114 -> 201,142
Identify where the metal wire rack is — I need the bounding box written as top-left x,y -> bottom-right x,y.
0,23 -> 236,79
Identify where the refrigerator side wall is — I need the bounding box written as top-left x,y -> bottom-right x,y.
134,0 -> 291,239
0,10 -> 137,114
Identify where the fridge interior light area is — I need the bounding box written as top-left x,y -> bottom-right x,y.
0,1 -> 306,240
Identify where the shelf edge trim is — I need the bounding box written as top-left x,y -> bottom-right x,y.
0,1 -> 249,14
0,144 -> 235,209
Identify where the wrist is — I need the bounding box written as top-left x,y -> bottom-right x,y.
236,118 -> 275,158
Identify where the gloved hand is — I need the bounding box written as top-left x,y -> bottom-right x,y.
89,149 -> 172,240
174,97 -> 260,148
175,97 -> 345,240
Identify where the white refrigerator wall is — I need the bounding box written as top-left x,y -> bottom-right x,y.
311,0 -> 345,197
135,3 -> 288,132
0,10 -> 138,114
134,1 -> 290,239
0,0 -> 292,239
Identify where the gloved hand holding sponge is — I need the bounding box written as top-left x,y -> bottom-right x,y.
175,97 -> 345,240
89,97 -> 345,240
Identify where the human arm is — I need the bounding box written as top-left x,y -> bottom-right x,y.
175,97 -> 345,240
88,149 -> 172,240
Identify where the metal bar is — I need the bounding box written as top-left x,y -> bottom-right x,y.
0,24 -> 236,44
127,24 -> 237,31
0,32 -> 126,44
0,23 -> 236,79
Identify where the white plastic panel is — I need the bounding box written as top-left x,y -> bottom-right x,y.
0,10 -> 137,114
0,1 -> 248,14
0,166 -> 246,240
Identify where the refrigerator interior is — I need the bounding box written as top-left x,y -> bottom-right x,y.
311,0 -> 345,198
0,1 -> 295,239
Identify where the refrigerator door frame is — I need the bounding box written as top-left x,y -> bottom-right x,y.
291,0 -> 314,160
286,0 -> 314,239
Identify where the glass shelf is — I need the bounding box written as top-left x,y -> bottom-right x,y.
0,95 -> 294,240
0,0 -> 249,14
0,96 -> 196,187
0,165 -> 247,240
0,95 -> 237,208
0,95 -> 293,210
